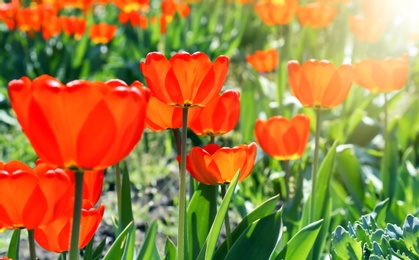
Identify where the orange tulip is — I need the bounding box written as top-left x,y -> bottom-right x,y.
145,95 -> 183,131
140,51 -> 229,108
16,7 -> 41,32
353,55 -> 409,93
89,23 -> 117,44
254,0 -> 298,26
287,59 -> 353,108
246,48 -> 279,73
60,16 -> 87,40
297,2 -> 338,28
36,159 -> 104,204
188,90 -> 240,136
42,15 -> 62,40
349,16 -> 387,43
34,200 -> 104,253
0,0 -> 19,30
361,0 -> 393,20
8,75 -> 148,170
255,115 -> 310,160
118,11 -> 148,29
0,161 -> 71,230
186,143 -> 257,185
114,0 -> 150,13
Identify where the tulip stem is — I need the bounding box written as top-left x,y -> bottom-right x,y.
310,109 -> 321,223
115,163 -> 122,217
69,170 -> 84,260
283,160 -> 290,201
221,185 -> 233,250
178,107 -> 189,260
172,128 -> 182,156
28,229 -> 36,260
210,135 -> 215,144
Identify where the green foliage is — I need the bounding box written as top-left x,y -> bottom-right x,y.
331,202 -> 419,259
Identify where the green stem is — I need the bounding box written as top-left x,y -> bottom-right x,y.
210,135 -> 215,144
178,107 -> 189,260
115,163 -> 122,217
172,128 -> 182,156
310,109 -> 321,223
384,93 -> 388,143
283,160 -> 290,201
69,170 -> 84,260
28,229 -> 36,260
221,185 -> 232,250
61,252 -> 67,260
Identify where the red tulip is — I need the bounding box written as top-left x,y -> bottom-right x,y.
140,51 -> 229,108
188,90 -> 240,136
0,161 -> 71,230
8,75 -> 148,170
255,115 -> 310,160
89,23 -> 117,44
186,143 -> 257,185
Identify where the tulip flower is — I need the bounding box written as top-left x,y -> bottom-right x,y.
188,90 -> 240,136
254,0 -> 298,26
246,49 -> 279,73
8,75 -> 148,171
349,16 -> 387,43
297,2 -> 338,28
114,0 -> 150,13
145,95 -> 183,131
60,16 -> 87,39
140,51 -> 229,108
118,11 -> 148,29
0,0 -> 19,30
0,161 -> 71,230
353,55 -> 409,93
89,23 -> 117,44
255,115 -> 310,160
361,0 -> 393,20
287,59 -> 353,108
186,143 -> 257,185
34,200 -> 104,253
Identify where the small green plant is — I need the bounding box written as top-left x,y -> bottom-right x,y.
331,200 -> 419,259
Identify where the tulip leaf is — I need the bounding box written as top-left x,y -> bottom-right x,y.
118,162 -> 136,259
136,222 -> 160,260
335,144 -> 365,211
381,126 -> 398,201
163,237 -> 177,260
240,82 -> 257,142
103,221 -> 134,260
92,239 -> 107,260
276,219 -> 324,260
7,229 -> 20,260
300,141 -> 338,259
187,183 -> 218,260
196,170 -> 240,260
224,209 -> 282,260
214,194 -> 280,259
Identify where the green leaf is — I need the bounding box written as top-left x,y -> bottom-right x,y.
224,209 -> 282,260
214,195 -> 280,259
276,219 -> 324,260
196,170 -> 240,260
187,183 -> 218,260
370,199 -> 389,228
331,226 -> 363,260
163,238 -> 176,260
119,162 -> 136,259
7,229 -> 20,260
381,126 -> 398,201
335,145 -> 365,211
300,141 -> 338,259
92,239 -> 107,260
403,215 -> 419,256
137,222 -> 160,260
103,222 -> 134,260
